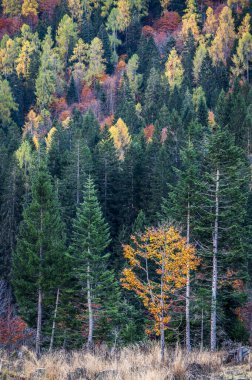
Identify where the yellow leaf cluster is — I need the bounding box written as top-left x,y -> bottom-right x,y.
203,7 -> 218,36
21,0 -> 39,17
209,6 -> 236,66
0,39 -> 18,77
109,118 -> 131,160
165,48 -> 184,91
121,225 -> 199,335
45,127 -> 57,152
117,0 -> 131,31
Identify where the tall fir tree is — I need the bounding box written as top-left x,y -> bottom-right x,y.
12,161 -> 68,357
197,126 -> 250,350
69,176 -> 120,347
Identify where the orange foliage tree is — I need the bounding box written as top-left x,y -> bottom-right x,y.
153,11 -> 181,34
121,225 -> 199,361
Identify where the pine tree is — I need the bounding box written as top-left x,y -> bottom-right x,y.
132,210 -> 146,233
12,161 -> 67,357
56,15 -> 78,64
137,34 -> 160,88
98,24 -> 113,74
106,8 -> 122,63
115,75 -> 140,133
198,52 -> 228,109
0,78 -> 18,128
182,30 -> 196,89
198,126 -> 250,350
160,140 -> 203,351
86,37 -> 106,84
35,28 -> 64,110
144,68 -> 165,123
0,159 -> 23,281
69,176 -> 119,347
60,134 -> 93,237
94,130 -> 121,236
126,54 -> 142,100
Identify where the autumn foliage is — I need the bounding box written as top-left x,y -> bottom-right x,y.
121,225 -> 199,335
0,18 -> 22,39
153,12 -> 181,34
144,124 -> 155,142
0,309 -> 32,348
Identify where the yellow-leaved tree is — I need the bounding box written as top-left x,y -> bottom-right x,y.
45,127 -> 57,152
2,0 -> 22,16
193,42 -> 207,83
121,225 -> 199,362
181,0 -> 200,41
68,0 -> 83,24
232,14 -> 252,81
21,0 -> 39,17
109,118 -> 131,160
209,6 -> 236,66
165,48 -> 184,91
0,38 -> 19,77
117,0 -> 131,31
203,7 -> 218,37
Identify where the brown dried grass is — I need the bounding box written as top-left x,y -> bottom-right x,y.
0,344 -> 227,380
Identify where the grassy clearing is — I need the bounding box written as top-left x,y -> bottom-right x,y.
0,344 -> 251,380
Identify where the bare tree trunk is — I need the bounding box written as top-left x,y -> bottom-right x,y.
200,308 -> 204,351
87,261 -> 93,349
186,201 -> 191,352
211,168 -> 220,352
160,322 -> 165,364
49,288 -> 60,353
36,208 -> 43,358
36,287 -> 42,358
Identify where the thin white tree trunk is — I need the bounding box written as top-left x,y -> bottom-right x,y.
200,308 -> 204,351
186,200 -> 191,352
36,287 -> 42,358
49,288 -> 60,353
211,168 -> 220,352
36,208 -> 43,358
87,261 -> 93,349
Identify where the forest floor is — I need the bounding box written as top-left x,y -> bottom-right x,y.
0,344 -> 252,380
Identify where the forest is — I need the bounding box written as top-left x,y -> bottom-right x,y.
0,0 -> 252,370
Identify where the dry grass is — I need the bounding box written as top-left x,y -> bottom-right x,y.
0,344 -> 247,380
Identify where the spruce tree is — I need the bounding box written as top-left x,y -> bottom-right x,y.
160,140 -> 203,351
60,136 -> 93,238
70,176 -> 120,348
94,130 -> 121,237
12,161 -> 67,357
198,126 -> 250,350
182,30 -> 196,89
